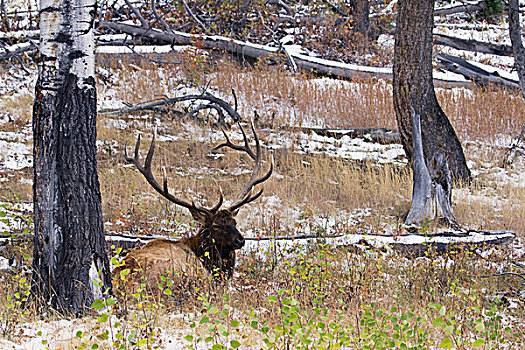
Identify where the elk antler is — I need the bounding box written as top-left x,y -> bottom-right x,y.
124,129 -> 223,215
212,120 -> 273,212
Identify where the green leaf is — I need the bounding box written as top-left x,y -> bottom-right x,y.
433,317 -> 446,328
199,316 -> 210,324
439,305 -> 446,316
473,339 -> 485,347
184,335 -> 194,342
267,296 -> 277,302
106,297 -> 116,307
98,313 -> 109,323
231,340 -> 241,348
164,288 -> 172,295
475,322 -> 485,332
439,337 -> 453,349
91,299 -> 105,310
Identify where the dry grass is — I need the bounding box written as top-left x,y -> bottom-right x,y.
0,57 -> 524,348
91,57 -> 525,236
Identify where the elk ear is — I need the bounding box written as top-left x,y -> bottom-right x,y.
189,206 -> 208,223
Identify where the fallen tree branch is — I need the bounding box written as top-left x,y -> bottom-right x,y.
0,41 -> 37,60
434,33 -> 513,57
151,0 -> 173,33
469,272 -> 525,282
434,0 -> 488,16
287,126 -> 400,144
124,0 -> 149,28
267,0 -> 294,17
99,92 -> 242,124
181,0 -> 207,31
436,54 -> 521,90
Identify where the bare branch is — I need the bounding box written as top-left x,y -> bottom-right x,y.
150,0 -> 172,33
181,0 -> 207,31
124,0 -> 149,28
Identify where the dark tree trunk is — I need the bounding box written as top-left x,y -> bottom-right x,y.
393,0 -> 471,181
32,73 -> 112,316
32,0 -> 112,316
504,0 -> 525,165
353,0 -> 369,39
508,0 -> 525,98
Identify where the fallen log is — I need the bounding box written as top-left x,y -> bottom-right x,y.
436,54 -> 521,90
434,33 -> 513,57
434,0 -> 488,16
103,229 -> 516,258
1,229 -> 515,266
288,126 -> 400,144
0,41 -> 36,60
98,20 -> 473,87
389,230 -> 516,257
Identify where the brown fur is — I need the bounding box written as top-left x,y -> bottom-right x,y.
113,238 -> 212,298
113,210 -> 243,298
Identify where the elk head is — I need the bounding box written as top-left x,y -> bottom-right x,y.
124,121 -> 273,278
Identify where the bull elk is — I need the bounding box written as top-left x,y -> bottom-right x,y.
114,121 -> 272,295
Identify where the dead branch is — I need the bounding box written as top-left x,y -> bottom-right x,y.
266,0 -> 294,17
434,33 -> 513,57
0,41 -> 37,61
124,0 -> 149,28
436,54 -> 521,91
181,0 -> 207,31
99,92 -> 242,125
434,0 -> 488,16
150,0 -> 172,33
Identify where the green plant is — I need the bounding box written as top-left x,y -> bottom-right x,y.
184,294 -> 243,350
357,302 -> 431,350
429,287 -> 517,349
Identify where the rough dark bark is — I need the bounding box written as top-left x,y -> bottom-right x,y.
32,74 -> 112,316
353,0 -> 370,39
505,0 -> 525,165
393,0 -> 470,181
508,0 -> 525,99
32,0 -> 112,316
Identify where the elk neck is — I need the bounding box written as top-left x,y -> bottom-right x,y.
181,224 -> 234,277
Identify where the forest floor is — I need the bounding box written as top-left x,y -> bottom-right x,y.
0,52 -> 524,349
1,0 -> 525,348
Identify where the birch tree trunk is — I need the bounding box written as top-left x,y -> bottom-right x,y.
32,0 -> 112,316
393,0 -> 471,181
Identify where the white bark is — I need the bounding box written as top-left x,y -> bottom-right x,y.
39,0 -> 96,91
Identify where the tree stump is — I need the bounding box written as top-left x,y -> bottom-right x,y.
406,110 -> 460,229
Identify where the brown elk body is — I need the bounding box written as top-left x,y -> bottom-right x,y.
114,122 -> 272,296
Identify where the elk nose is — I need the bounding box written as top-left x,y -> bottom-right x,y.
234,237 -> 245,248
